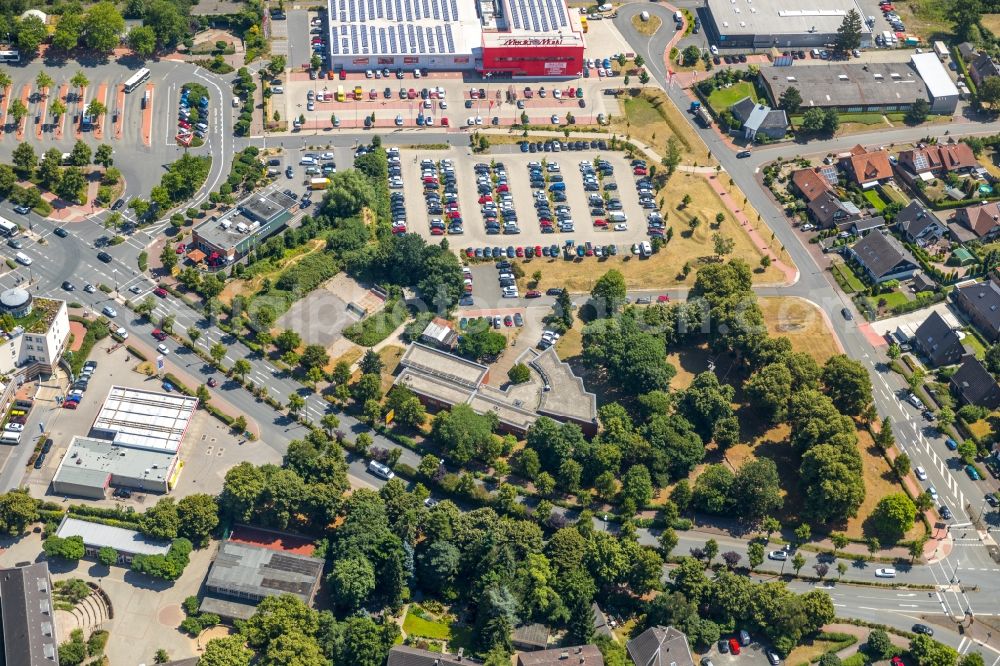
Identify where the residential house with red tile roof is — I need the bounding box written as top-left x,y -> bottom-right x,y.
954,201 -> 1000,240
791,168 -> 835,202
839,145 -> 894,188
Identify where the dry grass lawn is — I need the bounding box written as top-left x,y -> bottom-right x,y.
379,345 -> 406,392
515,175 -> 786,292
219,238 -> 326,306
785,637 -> 844,666
665,343 -> 715,391
609,88 -> 714,164
631,13 -> 662,36
983,14 -> 1000,37
331,346 -> 364,373
841,430 -> 924,542
760,297 -> 839,364
555,327 -> 583,361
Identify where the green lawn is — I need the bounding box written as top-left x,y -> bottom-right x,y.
864,189 -> 888,211
832,263 -> 865,293
791,112 -> 885,126
868,291 -> 911,309
403,612 -> 451,640
707,82 -> 757,113
964,328 -> 988,360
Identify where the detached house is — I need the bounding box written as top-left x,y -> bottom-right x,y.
808,191 -> 863,229
839,145 -> 894,189
627,626 -> 695,666
950,356 -> 1000,409
970,53 -> 1000,86
791,167 -> 835,203
912,311 -> 969,367
849,229 -> 919,283
896,200 -> 947,244
954,202 -> 1000,240
955,280 -> 1000,341
897,143 -> 978,179
730,97 -> 788,141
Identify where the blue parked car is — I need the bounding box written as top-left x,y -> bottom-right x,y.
519,142 -> 529,152
602,58 -> 611,69
946,438 -> 959,451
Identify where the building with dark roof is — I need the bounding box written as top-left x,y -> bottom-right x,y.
759,63 -> 927,113
896,200 -> 946,244
191,188 -> 297,267
626,626 -> 694,666
953,202 -> 1000,240
851,216 -> 886,236
0,563 -> 58,666
848,230 -> 918,283
913,311 -> 968,367
513,623 -> 550,651
592,603 -> 613,638
517,646 -> 603,666
951,356 -> 1000,408
729,97 -> 787,141
807,192 -> 862,228
839,145 -> 894,188
911,272 -> 938,293
970,53 -> 1000,86
955,280 -> 1000,341
791,167 -> 834,203
200,538 -> 324,620
387,646 -> 479,666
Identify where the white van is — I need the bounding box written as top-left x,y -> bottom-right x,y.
608,211 -> 628,223
367,460 -> 395,480
674,10 -> 683,22
0,431 -> 20,444
14,252 -> 31,266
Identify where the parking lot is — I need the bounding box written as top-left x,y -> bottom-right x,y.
701,634 -> 778,666
397,147 -> 654,250
22,335 -> 254,504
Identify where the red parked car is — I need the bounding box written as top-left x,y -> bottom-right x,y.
593,218 -> 607,227
152,329 -> 168,341
515,247 -> 524,257
154,287 -> 168,298
657,294 -> 670,303
633,166 -> 647,175
525,290 -> 541,298
728,639 -> 741,655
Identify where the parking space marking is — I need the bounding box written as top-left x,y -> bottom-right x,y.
35,86 -> 47,140
141,83 -> 154,147
15,85 -> 29,141
73,85 -> 86,140
53,85 -> 67,140
93,82 -> 108,140
114,84 -> 125,140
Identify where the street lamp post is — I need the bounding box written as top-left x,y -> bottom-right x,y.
113,268 -> 118,295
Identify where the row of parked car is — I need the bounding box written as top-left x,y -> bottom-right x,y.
176,87 -> 209,147
476,162 -> 517,236
519,139 -> 609,153
63,360 -> 98,410
425,158 -> 464,236
529,161 -> 573,234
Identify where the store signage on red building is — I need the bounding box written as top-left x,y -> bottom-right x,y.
501,37 -> 564,46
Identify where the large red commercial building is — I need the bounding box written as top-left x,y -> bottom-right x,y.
325,0 -> 584,77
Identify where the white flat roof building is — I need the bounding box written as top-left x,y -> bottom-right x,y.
55,516 -> 171,558
705,0 -> 872,49
910,52 -> 960,115
91,386 -> 197,453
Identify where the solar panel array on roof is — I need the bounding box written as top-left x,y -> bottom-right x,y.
327,0 -> 469,55
504,0 -> 568,33
913,151 -> 930,171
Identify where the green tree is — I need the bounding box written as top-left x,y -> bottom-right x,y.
7,99 -> 27,125
16,15 -> 47,53
287,393 -> 305,414
906,98 -> 930,124
82,2 -> 126,52
682,44 -> 701,66
70,71 -> 90,92
35,71 -> 53,94
200,636 -> 252,666
791,552 -> 806,575
831,532 -> 849,555
210,342 -> 227,365
97,546 -> 118,566
87,99 -> 107,119
127,25 -> 157,57
866,628 -> 893,660
359,348 -> 383,375
834,9 -> 863,53
94,144 -> 114,168
979,76 -> 1000,109
779,86 -> 802,113
953,0 -> 982,42
431,404 -> 499,465
299,344 -> 329,371
730,459 -> 783,522
69,140 -> 92,167
0,490 -> 38,534
176,494 -> 219,547
458,327 -> 507,361
870,493 -> 916,544
328,555 -> 376,611
747,542 -> 765,569
821,354 -> 872,416
799,107 -> 826,133
909,634 -> 958,666
49,98 -> 67,121
140,497 -> 180,539
592,269 -> 628,313
508,363 -> 531,384
12,142 -> 36,177
53,13 -> 83,51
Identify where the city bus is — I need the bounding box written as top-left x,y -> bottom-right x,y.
0,218 -> 18,237
123,68 -> 151,93
0,50 -> 19,63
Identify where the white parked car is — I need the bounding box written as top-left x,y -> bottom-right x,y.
927,485 -> 938,500
915,466 -> 927,481
157,343 -> 170,355
4,423 -> 23,432
710,45 -> 719,55
767,550 -> 787,561
875,568 -> 897,578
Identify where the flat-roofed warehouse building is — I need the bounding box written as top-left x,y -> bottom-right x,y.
51,387 -> 197,498
704,0 -> 872,49
200,527 -> 323,621
325,0 -> 584,76
759,61 -> 930,112
910,52 -> 959,114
